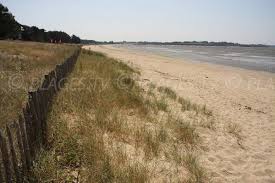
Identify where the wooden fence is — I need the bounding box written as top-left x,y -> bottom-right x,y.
0,48 -> 80,182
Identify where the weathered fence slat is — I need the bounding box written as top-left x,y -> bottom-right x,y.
35,91 -> 43,147
6,125 -> 20,183
55,65 -> 61,91
19,115 -> 32,170
15,121 -> 26,179
45,75 -> 52,103
0,130 -> 13,183
0,164 -> 4,183
29,93 -> 41,150
52,71 -> 58,94
41,74 -> 50,110
23,105 -> 35,159
38,89 -> 47,146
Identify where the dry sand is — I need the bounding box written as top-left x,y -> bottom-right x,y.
84,45 -> 275,183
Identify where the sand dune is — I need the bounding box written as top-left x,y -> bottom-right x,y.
84,45 -> 275,183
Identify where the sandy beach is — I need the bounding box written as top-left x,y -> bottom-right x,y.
84,45 -> 275,183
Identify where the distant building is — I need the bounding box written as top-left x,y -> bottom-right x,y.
18,26 -> 24,40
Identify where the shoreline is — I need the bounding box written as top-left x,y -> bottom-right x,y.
84,45 -> 275,182
112,44 -> 275,73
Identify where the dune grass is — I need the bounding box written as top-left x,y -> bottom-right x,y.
154,97 -> 168,112
178,97 -> 212,116
227,122 -> 243,147
31,50 -> 150,182
183,153 -> 207,183
158,86 -> 177,100
0,40 -> 77,128
32,49 -> 209,182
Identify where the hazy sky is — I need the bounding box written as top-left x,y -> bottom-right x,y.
2,0 -> 275,44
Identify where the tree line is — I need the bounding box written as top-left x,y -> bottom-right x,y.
0,3 -> 81,44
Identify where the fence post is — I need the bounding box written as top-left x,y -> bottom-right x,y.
0,165 -> 4,183
55,65 -> 61,91
19,115 -> 32,170
38,89 -> 48,147
14,121 -> 26,180
49,71 -> 56,97
6,125 -> 20,183
40,84 -> 48,146
35,90 -> 43,146
0,130 -> 13,183
41,74 -> 50,110
45,74 -> 53,102
23,105 -> 35,159
29,92 -> 41,149
32,91 -> 42,125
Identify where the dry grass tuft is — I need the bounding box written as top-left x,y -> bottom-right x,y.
148,83 -> 156,90
183,153 -> 207,183
178,97 -> 212,116
154,97 -> 168,112
133,126 -> 161,158
227,122 -> 242,139
156,125 -> 168,143
158,86 -> 177,100
174,120 -> 199,146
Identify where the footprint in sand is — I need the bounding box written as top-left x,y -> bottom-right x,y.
264,169 -> 275,176
208,157 -> 216,162
253,170 -> 268,177
251,153 -> 268,160
264,178 -> 275,183
230,158 -> 246,166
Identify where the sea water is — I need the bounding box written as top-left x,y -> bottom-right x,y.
115,44 -> 275,73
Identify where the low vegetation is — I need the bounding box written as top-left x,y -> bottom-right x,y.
154,97 -> 168,112
178,97 -> 213,116
227,122 -> 243,142
0,40 -> 77,127
158,86 -> 177,100
183,153 -> 206,183
32,49 -> 212,182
